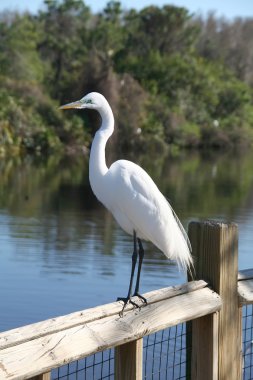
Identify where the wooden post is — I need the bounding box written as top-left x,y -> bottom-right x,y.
114,339 -> 143,380
188,221 -> 242,380
190,313 -> 219,379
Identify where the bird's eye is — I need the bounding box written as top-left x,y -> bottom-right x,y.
85,99 -> 93,104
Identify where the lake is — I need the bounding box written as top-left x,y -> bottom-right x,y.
1,149 -> 253,332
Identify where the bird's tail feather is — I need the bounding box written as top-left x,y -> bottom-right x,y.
165,199 -> 194,278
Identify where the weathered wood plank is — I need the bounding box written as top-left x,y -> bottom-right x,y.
238,268 -> 253,281
0,280 -> 206,351
114,339 -> 143,380
238,278 -> 253,304
0,287 -> 221,380
188,221 -> 242,380
28,372 -> 50,380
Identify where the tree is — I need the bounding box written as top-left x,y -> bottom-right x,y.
0,12 -> 44,82
38,0 -> 91,101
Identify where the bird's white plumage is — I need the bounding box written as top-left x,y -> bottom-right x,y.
101,159 -> 192,270
60,92 -> 193,272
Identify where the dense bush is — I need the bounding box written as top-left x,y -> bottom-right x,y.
0,0 -> 253,155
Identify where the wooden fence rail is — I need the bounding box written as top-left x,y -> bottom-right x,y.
0,221 -> 252,380
0,280 -> 220,379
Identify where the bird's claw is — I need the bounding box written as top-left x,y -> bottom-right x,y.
117,296 -> 140,317
133,292 -> 147,304
117,294 -> 147,316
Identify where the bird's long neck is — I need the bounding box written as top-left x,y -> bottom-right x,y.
89,104 -> 114,194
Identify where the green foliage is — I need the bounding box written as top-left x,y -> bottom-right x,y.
0,0 -> 253,155
0,14 -> 44,82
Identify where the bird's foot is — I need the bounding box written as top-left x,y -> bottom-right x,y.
117,296 -> 140,317
133,292 -> 147,305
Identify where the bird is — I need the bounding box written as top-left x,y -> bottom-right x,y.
60,92 -> 193,315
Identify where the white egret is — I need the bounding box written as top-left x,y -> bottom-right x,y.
60,92 -> 193,314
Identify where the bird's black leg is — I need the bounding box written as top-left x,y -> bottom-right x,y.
133,238 -> 147,304
117,231 -> 139,315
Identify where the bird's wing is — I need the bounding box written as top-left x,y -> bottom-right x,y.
107,160 -> 192,270
110,160 -> 160,209
127,167 -> 192,252
107,159 -> 157,213
107,160 -> 171,239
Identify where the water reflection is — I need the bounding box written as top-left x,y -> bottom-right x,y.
1,150 -> 253,330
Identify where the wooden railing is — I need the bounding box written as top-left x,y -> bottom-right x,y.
0,280 -> 220,379
0,221 -> 252,380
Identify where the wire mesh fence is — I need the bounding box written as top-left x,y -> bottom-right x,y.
143,323 -> 190,380
51,322 -> 190,380
50,305 -> 253,380
243,304 -> 253,380
51,349 -> 114,380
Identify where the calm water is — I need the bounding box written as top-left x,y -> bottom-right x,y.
1,150 -> 253,332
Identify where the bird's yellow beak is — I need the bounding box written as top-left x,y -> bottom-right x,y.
59,100 -> 83,110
